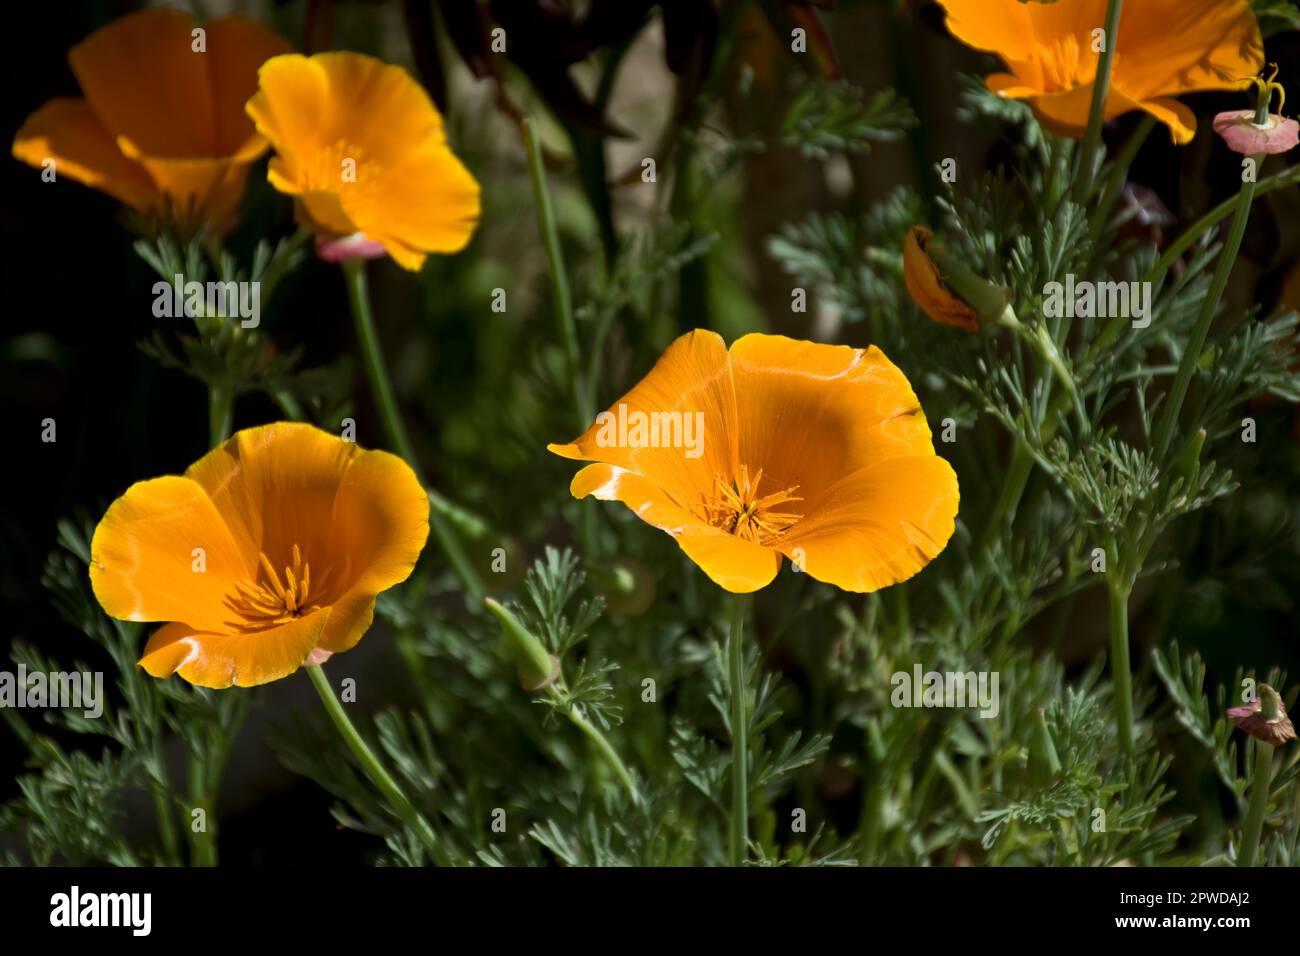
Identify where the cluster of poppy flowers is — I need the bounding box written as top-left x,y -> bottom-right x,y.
9,1 -> 1294,752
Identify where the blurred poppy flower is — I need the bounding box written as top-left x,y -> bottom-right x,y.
1228,684 -> 1297,746
246,52 -> 480,271
90,423 -> 429,688
548,331 -> 958,593
936,0 -> 1263,144
11,8 -> 291,231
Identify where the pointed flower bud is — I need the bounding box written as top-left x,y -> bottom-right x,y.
1028,707 -> 1062,786
903,226 -> 1012,331
1227,683 -> 1297,746
484,597 -> 560,691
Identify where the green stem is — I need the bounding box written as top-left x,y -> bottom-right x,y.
979,441 -> 1035,554
1239,742 -> 1275,867
521,117 -> 590,428
152,787 -> 180,865
341,259 -> 484,605
858,722 -> 887,865
1151,164 -> 1259,460
547,685 -> 642,805
307,663 -> 442,858
727,594 -> 749,866
272,388 -> 304,421
1146,164 -> 1300,289
1086,114 -> 1156,255
208,382 -> 233,447
1074,0 -> 1125,198
186,752 -> 216,866
1107,575 -> 1135,757
977,390 -> 1071,556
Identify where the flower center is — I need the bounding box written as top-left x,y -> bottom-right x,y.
1028,35 -> 1109,93
302,139 -> 377,194
701,465 -> 802,546
225,544 -> 331,631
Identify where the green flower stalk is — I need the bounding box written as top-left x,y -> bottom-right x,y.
728,595 -> 750,866
485,598 -> 642,805
307,663 -> 444,860
1028,708 -> 1062,787
1229,684 -> 1295,866
1152,77 -> 1276,460
485,597 -> 559,691
341,259 -> 485,605
1074,0 -> 1126,198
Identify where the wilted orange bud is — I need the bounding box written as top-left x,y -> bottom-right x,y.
902,226 -> 980,332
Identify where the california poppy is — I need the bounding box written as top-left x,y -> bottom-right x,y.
246,52 -> 481,271
11,8 -> 291,230
548,331 -> 959,593
90,423 -> 429,688
902,226 -> 981,332
937,0 -> 1263,144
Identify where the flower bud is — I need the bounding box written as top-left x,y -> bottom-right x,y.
1027,707 -> 1062,786
484,597 -> 560,691
903,226 -> 1012,331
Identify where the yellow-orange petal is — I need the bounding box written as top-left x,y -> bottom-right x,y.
139,608 -> 329,689
114,146 -> 259,229
318,448 -> 430,653
548,328 -> 739,511
247,51 -> 480,267
902,226 -> 980,332
1017,84 -> 1102,140
90,476 -> 252,632
941,0 -> 1260,144
204,18 -> 295,157
779,455 -> 959,593
183,423 -> 363,577
1115,89 -> 1199,145
288,185 -> 361,238
1113,0 -> 1262,101
11,98 -> 157,211
728,332 -> 937,506
246,56 -> 331,186
935,0 -> 1040,62
344,143 -> 481,269
675,531 -> 781,593
569,463 -> 779,592
69,8 -> 215,157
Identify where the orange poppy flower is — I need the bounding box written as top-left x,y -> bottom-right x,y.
245,52 -> 481,271
548,331 -> 959,593
903,226 -> 980,332
11,9 -> 291,229
89,423 -> 429,688
937,0 -> 1263,144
